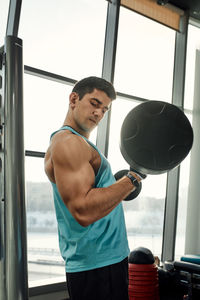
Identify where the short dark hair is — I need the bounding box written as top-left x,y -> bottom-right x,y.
72,76 -> 116,101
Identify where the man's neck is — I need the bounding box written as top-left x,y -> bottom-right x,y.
62,123 -> 90,139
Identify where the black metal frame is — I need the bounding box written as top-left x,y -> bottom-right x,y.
4,35 -> 28,300
24,66 -> 77,86
6,0 -> 22,36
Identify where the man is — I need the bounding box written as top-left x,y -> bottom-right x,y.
44,76 -> 143,300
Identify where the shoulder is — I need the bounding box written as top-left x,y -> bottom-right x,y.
50,130 -> 91,165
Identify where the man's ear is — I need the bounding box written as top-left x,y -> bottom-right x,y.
69,92 -> 79,108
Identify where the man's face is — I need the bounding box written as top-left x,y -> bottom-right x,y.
71,88 -> 112,134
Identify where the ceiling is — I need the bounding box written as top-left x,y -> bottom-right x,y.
166,0 -> 200,20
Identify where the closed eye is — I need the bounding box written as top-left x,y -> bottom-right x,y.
90,98 -> 110,114
90,101 -> 98,107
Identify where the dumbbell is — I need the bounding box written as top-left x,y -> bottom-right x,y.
114,169 -> 142,201
116,100 -> 194,201
114,168 -> 146,201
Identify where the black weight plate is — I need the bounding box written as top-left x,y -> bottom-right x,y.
120,101 -> 193,175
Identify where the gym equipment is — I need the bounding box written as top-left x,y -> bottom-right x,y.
129,247 -> 155,264
116,100 -> 193,201
128,247 -> 160,300
120,100 -> 193,175
114,169 -> 142,201
160,260 -> 200,300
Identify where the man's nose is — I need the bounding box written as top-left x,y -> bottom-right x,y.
93,108 -> 103,118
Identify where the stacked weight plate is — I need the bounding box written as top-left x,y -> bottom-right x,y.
128,247 -> 160,300
128,263 -> 160,300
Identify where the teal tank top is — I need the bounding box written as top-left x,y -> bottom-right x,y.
50,126 -> 130,272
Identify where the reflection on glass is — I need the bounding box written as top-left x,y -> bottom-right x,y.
108,98 -> 166,258
19,0 -> 107,79
25,157 -> 65,286
114,7 -> 175,101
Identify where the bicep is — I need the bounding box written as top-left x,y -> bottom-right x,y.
52,141 -> 95,211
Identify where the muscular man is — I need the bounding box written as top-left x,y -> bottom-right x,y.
44,76 -> 142,300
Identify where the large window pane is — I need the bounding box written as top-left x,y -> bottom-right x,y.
123,173 -> 166,258
108,98 -> 135,174
114,7 -> 175,101
24,75 -> 97,152
25,157 -> 66,286
175,24 -> 200,260
24,75 -> 71,152
108,98 -> 166,258
19,0 -> 107,79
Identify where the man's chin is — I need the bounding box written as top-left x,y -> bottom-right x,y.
88,120 -> 98,129
81,124 -> 96,133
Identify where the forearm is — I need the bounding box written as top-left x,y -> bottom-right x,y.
73,175 -> 136,227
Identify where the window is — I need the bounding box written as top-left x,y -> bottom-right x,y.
107,6 -> 176,259
19,0 -> 107,79
24,74 -> 97,152
25,156 -> 66,284
21,1 -> 105,286
24,75 -> 70,152
175,24 -> 200,259
2,0 -> 191,293
114,7 -> 175,102
24,75 -> 97,285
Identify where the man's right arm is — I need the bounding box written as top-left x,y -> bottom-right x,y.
51,134 -> 140,227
